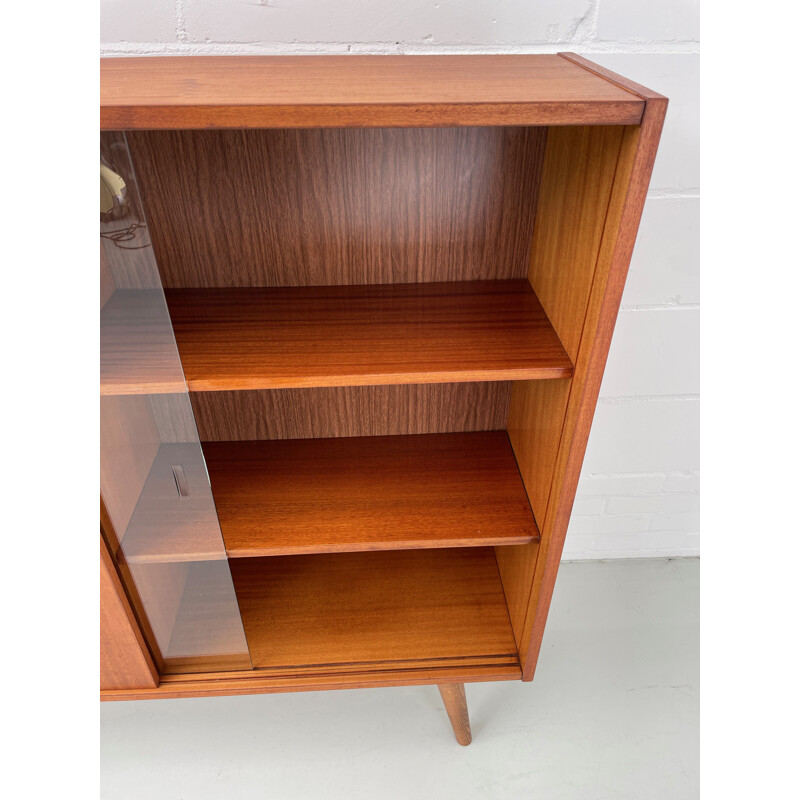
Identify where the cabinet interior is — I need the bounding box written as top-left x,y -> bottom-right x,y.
101,123 -> 631,679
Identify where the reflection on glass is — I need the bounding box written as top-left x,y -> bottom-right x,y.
100,133 -> 251,673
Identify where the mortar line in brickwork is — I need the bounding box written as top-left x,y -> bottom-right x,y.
598,394 -> 699,404
99,41 -> 701,56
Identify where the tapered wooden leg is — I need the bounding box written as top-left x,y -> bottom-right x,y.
437,683 -> 472,745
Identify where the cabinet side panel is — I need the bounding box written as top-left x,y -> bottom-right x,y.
497,126 -> 624,647
497,379 -> 570,643
100,537 -> 159,691
516,100 -> 667,677
527,125 -> 625,362
126,127 -> 546,288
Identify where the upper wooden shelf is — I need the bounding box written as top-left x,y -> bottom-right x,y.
166,280 -> 573,392
100,54 -> 645,130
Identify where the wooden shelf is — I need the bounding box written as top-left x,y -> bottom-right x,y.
101,290 -> 186,396
166,280 -> 573,393
100,54 -> 645,130
118,444 -> 226,564
203,432 -> 538,557
229,548 -> 519,671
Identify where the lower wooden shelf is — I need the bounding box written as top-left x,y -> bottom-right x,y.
229,547 -> 520,672
204,431 -> 539,557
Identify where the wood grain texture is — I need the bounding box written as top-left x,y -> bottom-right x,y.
117,443 -> 226,564
191,383 -> 511,442
209,654 -> 516,679
518,99 -> 668,679
101,663 -> 522,701
101,55 -> 644,129
507,379 -> 573,522
100,536 -> 159,691
438,684 -> 472,745
101,290 -> 187,395
498,379 -> 570,644
527,125 -> 625,362
494,126 -> 627,648
127,127 -> 545,289
558,53 -> 669,103
166,281 -> 573,392
97,55 -> 669,703
203,432 -> 538,557
229,548 -> 518,669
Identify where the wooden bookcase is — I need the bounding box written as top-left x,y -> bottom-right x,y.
99,54 -> 666,744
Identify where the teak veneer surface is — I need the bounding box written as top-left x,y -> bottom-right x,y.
203,432 -> 538,557
101,55 -> 644,129
98,54 -> 668,705
191,383 -> 512,442
103,663 -> 522,701
497,124 -> 629,648
229,548 -> 518,669
127,127 -> 546,290
166,281 -> 573,392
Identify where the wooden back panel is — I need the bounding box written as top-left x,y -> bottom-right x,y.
192,383 -> 511,442
126,127 -> 546,289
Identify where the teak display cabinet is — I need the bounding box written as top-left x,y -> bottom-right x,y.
100,54 -> 666,744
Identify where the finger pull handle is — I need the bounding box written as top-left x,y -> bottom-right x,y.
171,465 -> 189,498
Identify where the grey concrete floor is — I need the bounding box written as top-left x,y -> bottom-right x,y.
101,557 -> 699,800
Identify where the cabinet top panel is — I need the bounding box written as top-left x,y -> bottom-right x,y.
100,53 -> 647,130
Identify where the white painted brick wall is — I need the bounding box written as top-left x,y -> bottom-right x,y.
100,1 -> 700,561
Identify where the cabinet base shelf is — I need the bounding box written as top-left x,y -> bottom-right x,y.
103,663 -> 522,701
230,547 -> 520,672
